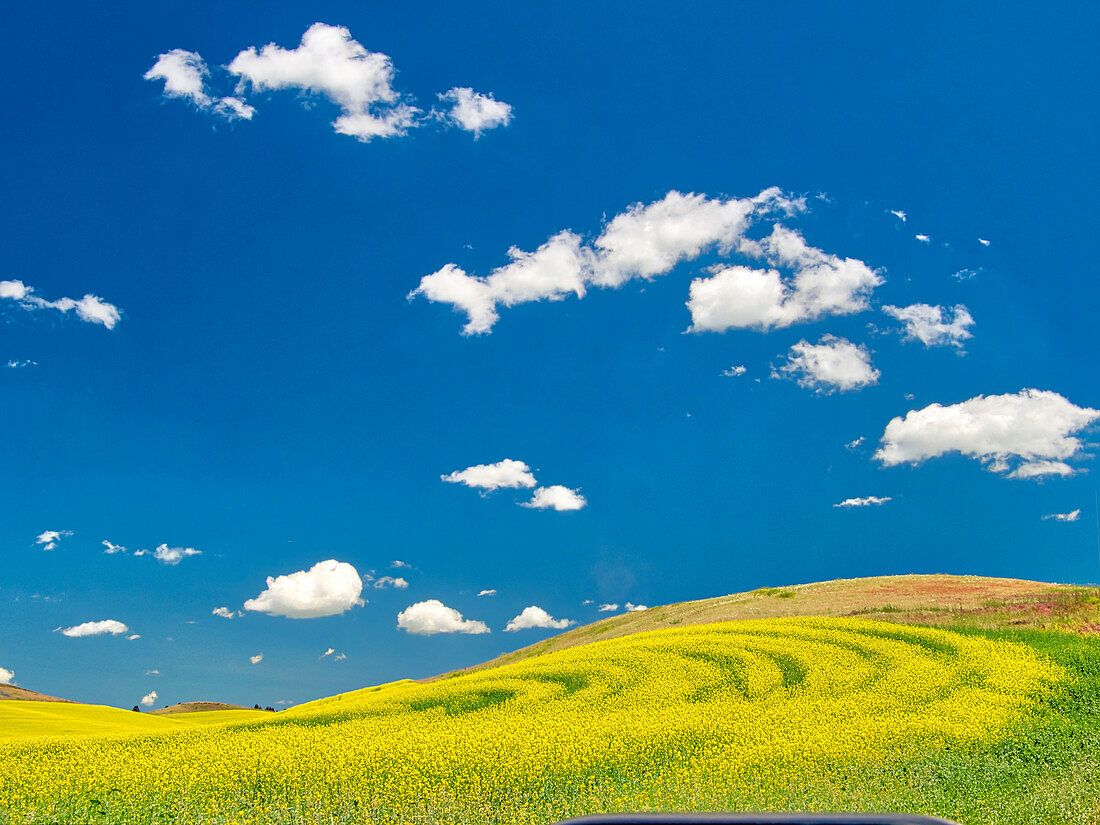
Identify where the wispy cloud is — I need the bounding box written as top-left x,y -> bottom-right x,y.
722,365 -> 747,377
477,589 -> 497,597
882,304 -> 974,349
1,280 -> 121,329
35,530 -> 72,551
250,653 -> 263,665
888,210 -> 907,222
1042,509 -> 1081,522
834,496 -> 892,508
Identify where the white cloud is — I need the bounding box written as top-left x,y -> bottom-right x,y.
0,280 -> 28,300
504,606 -> 574,631
774,335 -> 879,393
686,225 -> 882,333
396,599 -> 489,635
243,559 -> 365,619
477,589 -> 497,597
590,189 -> 789,288
144,49 -> 255,121
250,653 -> 263,664
889,210 -> 907,222
952,268 -> 980,281
979,238 -> 991,247
876,389 -> 1099,478
59,619 -> 129,638
410,232 -> 589,335
228,23 -> 415,141
597,603 -> 619,612
321,648 -> 335,658
1043,509 -> 1081,522
410,188 -> 805,335
439,87 -> 512,136
625,602 -> 648,612
722,365 -> 747,377
1008,460 -> 1078,479
372,576 -> 408,589
882,304 -> 974,349
334,652 -> 346,661
151,544 -> 202,566
915,234 -> 931,243
442,459 -> 536,491
520,485 -> 587,511
144,49 -> 210,106
390,560 -> 410,568
35,530 -> 72,551
846,436 -> 866,451
140,690 -> 158,707
834,496 -> 892,508
102,541 -> 127,554
5,360 -> 36,369
145,669 -> 159,676
2,281 -> 122,329
0,667 -> 14,684
127,635 -> 141,641
211,607 -> 235,619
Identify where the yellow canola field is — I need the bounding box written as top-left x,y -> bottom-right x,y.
0,618 -> 1061,824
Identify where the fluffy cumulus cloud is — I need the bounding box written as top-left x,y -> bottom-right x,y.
882,304 -> 974,349
834,496 -> 892,508
243,559 -> 365,619
250,653 -> 264,665
35,530 -> 72,551
1,280 -> 122,329
59,619 -> 129,638
211,607 -> 236,619
504,606 -> 574,631
396,600 -> 489,635
140,690 -> 158,707
722,365 -> 747,377
143,49 -> 254,120
439,87 -> 513,136
520,485 -> 587,511
773,335 -> 879,393
227,23 -> 416,141
442,459 -> 537,491
625,602 -> 648,612
875,389 -> 1100,479
1043,509 -> 1081,522
687,225 -> 882,333
410,188 -> 811,335
147,25 -> 510,143
0,667 -> 14,684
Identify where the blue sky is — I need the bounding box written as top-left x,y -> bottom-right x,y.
1,1 -> 1098,709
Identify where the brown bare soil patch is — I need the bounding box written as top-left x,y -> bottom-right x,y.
0,684 -> 72,703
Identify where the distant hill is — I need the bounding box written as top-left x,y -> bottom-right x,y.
428,573 -> 1100,681
149,702 -> 254,715
0,684 -> 72,703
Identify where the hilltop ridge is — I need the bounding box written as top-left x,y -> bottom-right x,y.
427,572 -> 1099,681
